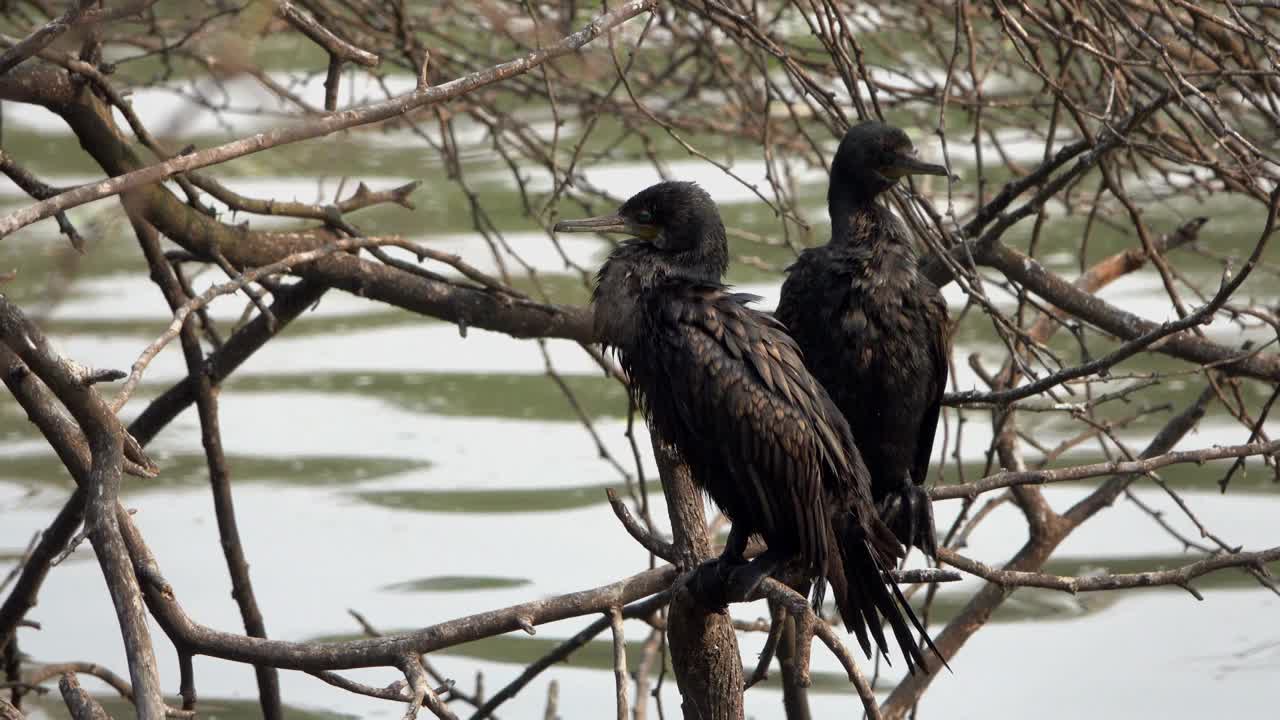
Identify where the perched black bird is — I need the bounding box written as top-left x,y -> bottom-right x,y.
555,181 -> 934,671
776,121 -> 951,559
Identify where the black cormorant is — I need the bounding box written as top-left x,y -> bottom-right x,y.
776,121 -> 951,559
555,181 -> 934,670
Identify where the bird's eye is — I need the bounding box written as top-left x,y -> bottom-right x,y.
635,210 -> 654,224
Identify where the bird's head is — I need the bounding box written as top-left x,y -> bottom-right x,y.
830,121 -> 949,206
556,181 -> 729,347
554,180 -> 728,282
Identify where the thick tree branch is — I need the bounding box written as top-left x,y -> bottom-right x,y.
0,297 -> 165,719
646,437 -> 745,719
977,239 -> 1280,383
58,673 -> 112,720
126,524 -> 677,672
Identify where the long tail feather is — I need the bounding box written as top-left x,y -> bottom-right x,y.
828,514 -> 944,674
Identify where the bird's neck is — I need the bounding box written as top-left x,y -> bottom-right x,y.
668,225 -> 730,283
828,195 -> 883,246
828,197 -> 920,283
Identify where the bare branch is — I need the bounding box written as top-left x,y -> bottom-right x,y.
471,592 -> 670,719
58,673 -> 112,720
609,607 -> 629,720
0,297 -> 165,718
0,1 -> 96,76
0,0 -> 658,237
110,235 -> 420,412
0,149 -> 83,250
939,546 -> 1280,594
277,1 -> 379,67
932,439 -> 1280,500
22,663 -> 192,719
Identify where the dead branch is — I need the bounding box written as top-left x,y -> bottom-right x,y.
933,438 -> 1280,500
0,0 -> 658,237
609,607 -> 629,720
939,546 -> 1280,594
277,1 -> 379,67
0,297 -> 165,719
130,215 -> 282,719
58,673 -> 111,720
20,663 -> 193,719
0,1 -> 97,75
110,234 -> 419,410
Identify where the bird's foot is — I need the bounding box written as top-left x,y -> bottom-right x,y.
687,551 -> 787,611
687,556 -> 742,612
721,558 -> 777,603
879,482 -> 939,560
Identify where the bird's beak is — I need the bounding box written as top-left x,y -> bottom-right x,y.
881,150 -> 950,179
553,213 -> 658,240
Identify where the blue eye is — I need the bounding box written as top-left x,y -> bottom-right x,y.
636,210 -> 654,224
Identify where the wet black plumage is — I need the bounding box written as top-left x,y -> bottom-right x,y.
555,181 -> 935,671
776,121 -> 951,559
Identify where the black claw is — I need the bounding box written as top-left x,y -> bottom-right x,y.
911,484 -> 939,558
903,489 -> 920,551
687,555 -> 741,611
723,563 -> 771,603
687,549 -> 788,610
878,479 -> 939,560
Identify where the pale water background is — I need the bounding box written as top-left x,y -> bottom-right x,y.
1,33 -> 1279,719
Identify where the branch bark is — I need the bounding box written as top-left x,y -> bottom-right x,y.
939,546 -> 1280,593
649,437 -> 745,720
0,1 -> 96,76
0,296 -> 165,719
58,673 -> 112,720
932,439 -> 1280,500
131,213 -> 282,719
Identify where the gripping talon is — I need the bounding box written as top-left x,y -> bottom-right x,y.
878,478 -> 938,561
688,555 -> 741,611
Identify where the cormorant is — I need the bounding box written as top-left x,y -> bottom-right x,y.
776,121 -> 951,559
555,181 -> 934,671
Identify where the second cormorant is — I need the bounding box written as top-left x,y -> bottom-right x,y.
555,181 -> 935,671
777,121 -> 951,559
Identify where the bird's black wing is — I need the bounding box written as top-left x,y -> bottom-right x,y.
911,289 -> 949,489
642,282 -> 849,571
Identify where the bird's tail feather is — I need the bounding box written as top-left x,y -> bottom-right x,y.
827,514 -> 942,674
